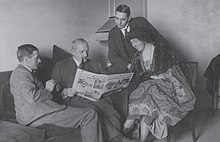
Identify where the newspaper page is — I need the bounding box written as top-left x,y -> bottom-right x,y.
72,68 -> 133,101
103,73 -> 134,93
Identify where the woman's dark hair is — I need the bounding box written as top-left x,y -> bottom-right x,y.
126,28 -> 153,43
115,4 -> 131,17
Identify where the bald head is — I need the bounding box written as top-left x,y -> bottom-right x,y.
71,38 -> 89,63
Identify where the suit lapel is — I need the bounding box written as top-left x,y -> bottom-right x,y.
67,58 -> 78,88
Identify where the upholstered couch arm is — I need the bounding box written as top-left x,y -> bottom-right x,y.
0,58 -> 82,142
0,71 -> 15,121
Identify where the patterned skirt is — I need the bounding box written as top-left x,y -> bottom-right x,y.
128,65 -> 196,126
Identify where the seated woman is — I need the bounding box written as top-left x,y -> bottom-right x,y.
123,28 -> 196,141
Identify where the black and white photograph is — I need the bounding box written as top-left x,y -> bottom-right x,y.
0,0 -> 220,142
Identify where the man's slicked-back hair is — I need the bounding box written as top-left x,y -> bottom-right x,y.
17,44 -> 39,62
72,38 -> 89,51
115,4 -> 131,17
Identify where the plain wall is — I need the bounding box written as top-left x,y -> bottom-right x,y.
147,0 -> 220,107
0,0 -> 109,71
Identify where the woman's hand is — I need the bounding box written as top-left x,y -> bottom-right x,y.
150,74 -> 165,79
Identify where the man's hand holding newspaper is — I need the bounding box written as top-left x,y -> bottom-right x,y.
61,88 -> 77,99
72,69 -> 134,101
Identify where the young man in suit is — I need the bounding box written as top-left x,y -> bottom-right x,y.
108,4 -> 166,74
51,38 -> 139,142
10,44 -> 103,142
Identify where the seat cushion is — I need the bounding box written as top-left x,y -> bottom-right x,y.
36,123 -> 81,138
0,120 -> 45,142
45,130 -> 81,142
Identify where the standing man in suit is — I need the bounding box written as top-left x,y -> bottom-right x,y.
51,38 -> 139,142
10,44 -> 103,142
108,4 -> 166,74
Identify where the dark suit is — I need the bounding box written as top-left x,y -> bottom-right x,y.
108,17 -> 166,74
51,57 -> 122,141
10,64 -> 103,142
204,54 -> 220,96
51,58 -> 108,89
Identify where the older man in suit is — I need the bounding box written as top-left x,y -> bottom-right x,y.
51,38 -> 139,142
10,44 -> 103,142
108,4 -> 166,74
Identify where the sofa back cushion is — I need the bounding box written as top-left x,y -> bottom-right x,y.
0,71 -> 16,121
35,57 -> 54,85
52,45 -> 72,63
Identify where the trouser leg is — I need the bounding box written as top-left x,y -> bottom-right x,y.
91,96 -> 121,130
67,96 -> 122,141
30,106 -> 103,142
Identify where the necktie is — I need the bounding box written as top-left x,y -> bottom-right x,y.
124,28 -> 128,39
79,62 -> 84,69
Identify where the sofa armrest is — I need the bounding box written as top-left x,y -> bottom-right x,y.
0,71 -> 17,122
0,120 -> 45,142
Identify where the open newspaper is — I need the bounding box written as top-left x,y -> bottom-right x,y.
72,68 -> 134,101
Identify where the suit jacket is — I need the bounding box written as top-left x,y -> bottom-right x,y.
52,57 -> 108,88
203,53 -> 220,95
10,64 -> 65,125
51,57 -> 108,102
108,17 -> 166,74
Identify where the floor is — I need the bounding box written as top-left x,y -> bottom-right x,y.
128,91 -> 220,142
148,108 -> 220,142
168,86 -> 220,142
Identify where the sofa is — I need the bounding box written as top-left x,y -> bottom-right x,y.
0,45 -> 128,142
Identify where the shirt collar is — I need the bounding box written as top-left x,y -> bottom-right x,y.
121,23 -> 129,30
20,64 -> 32,72
72,56 -> 81,67
120,23 -> 130,35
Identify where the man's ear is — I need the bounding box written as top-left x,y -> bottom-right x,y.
23,56 -> 29,63
71,48 -> 75,54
